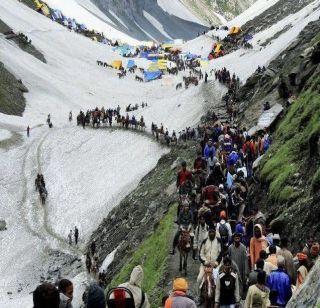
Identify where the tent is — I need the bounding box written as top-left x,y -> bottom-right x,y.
157,59 -> 167,70
144,70 -> 162,82
200,60 -> 209,68
214,43 -> 223,53
127,60 -> 136,68
140,51 -> 149,58
162,43 -> 174,50
228,26 -> 242,35
36,2 -> 50,16
112,60 -> 123,70
148,63 -> 160,72
244,34 -> 253,42
51,9 -> 63,20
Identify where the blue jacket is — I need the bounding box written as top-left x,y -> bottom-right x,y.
204,144 -> 215,159
267,268 -> 292,306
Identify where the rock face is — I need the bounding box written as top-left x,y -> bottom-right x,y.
91,0 -> 208,41
287,258 -> 320,308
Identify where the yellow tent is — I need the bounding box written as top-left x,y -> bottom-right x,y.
40,3 -> 50,16
162,43 -> 174,50
33,0 -> 42,9
148,63 -> 159,72
200,60 -> 208,68
157,59 -> 167,70
214,43 -> 222,53
112,60 -> 123,70
229,26 -> 242,35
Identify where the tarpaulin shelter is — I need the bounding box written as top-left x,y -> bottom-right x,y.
186,53 -> 198,59
127,60 -> 136,68
248,103 -> 283,135
79,24 -> 87,31
112,60 -> 123,70
51,9 -> 63,20
148,63 -> 159,72
34,0 -> 50,16
200,60 -> 209,68
157,59 -> 167,70
244,34 -> 253,42
228,26 -> 242,35
214,43 -> 223,53
144,70 -> 162,82
140,51 -> 149,58
162,43 -> 174,50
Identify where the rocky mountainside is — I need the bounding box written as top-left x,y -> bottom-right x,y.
181,0 -> 255,23
90,0 -> 206,41
90,0 -> 254,41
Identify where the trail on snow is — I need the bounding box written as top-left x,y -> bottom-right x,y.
21,129 -> 84,257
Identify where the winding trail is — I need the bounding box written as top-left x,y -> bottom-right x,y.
20,128 -> 83,256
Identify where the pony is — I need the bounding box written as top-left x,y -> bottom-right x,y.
177,228 -> 191,275
135,75 -> 143,82
200,266 -> 215,308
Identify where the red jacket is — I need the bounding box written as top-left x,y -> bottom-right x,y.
177,169 -> 192,187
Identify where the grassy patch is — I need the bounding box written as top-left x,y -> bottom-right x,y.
260,74 -> 320,204
108,204 -> 177,307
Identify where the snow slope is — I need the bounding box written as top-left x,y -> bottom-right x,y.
44,0 -> 139,44
227,0 -> 281,26
157,0 -> 206,25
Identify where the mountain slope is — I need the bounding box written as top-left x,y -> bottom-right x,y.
181,0 -> 256,24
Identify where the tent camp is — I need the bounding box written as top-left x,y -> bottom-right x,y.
144,70 -> 162,82
148,63 -> 159,72
112,60 -> 123,70
228,26 -> 242,35
127,60 -> 136,68
157,59 -> 167,70
34,0 -> 50,16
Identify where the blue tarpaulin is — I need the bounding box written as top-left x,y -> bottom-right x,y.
144,70 -> 162,82
127,60 -> 135,68
244,34 -> 253,42
140,51 -> 149,58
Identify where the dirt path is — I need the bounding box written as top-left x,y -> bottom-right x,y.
164,79 -> 228,304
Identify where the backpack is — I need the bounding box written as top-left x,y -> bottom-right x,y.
107,287 -> 145,308
219,223 -> 229,244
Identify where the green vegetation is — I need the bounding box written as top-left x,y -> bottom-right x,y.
260,75 -> 320,203
108,204 -> 177,307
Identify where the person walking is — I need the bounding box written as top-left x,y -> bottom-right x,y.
244,271 -> 270,308
58,279 -> 73,308
68,230 -> 72,245
296,252 -> 308,289
74,226 -> 79,245
266,255 -> 292,307
27,125 -> 30,137
215,256 -> 241,308
228,233 -> 249,297
277,237 -> 295,282
90,240 -> 96,256
118,265 -> 150,308
250,224 -> 268,269
165,278 -> 196,308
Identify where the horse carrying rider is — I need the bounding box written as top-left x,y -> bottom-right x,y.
176,161 -> 193,196
197,227 -> 222,289
170,203 -> 193,255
